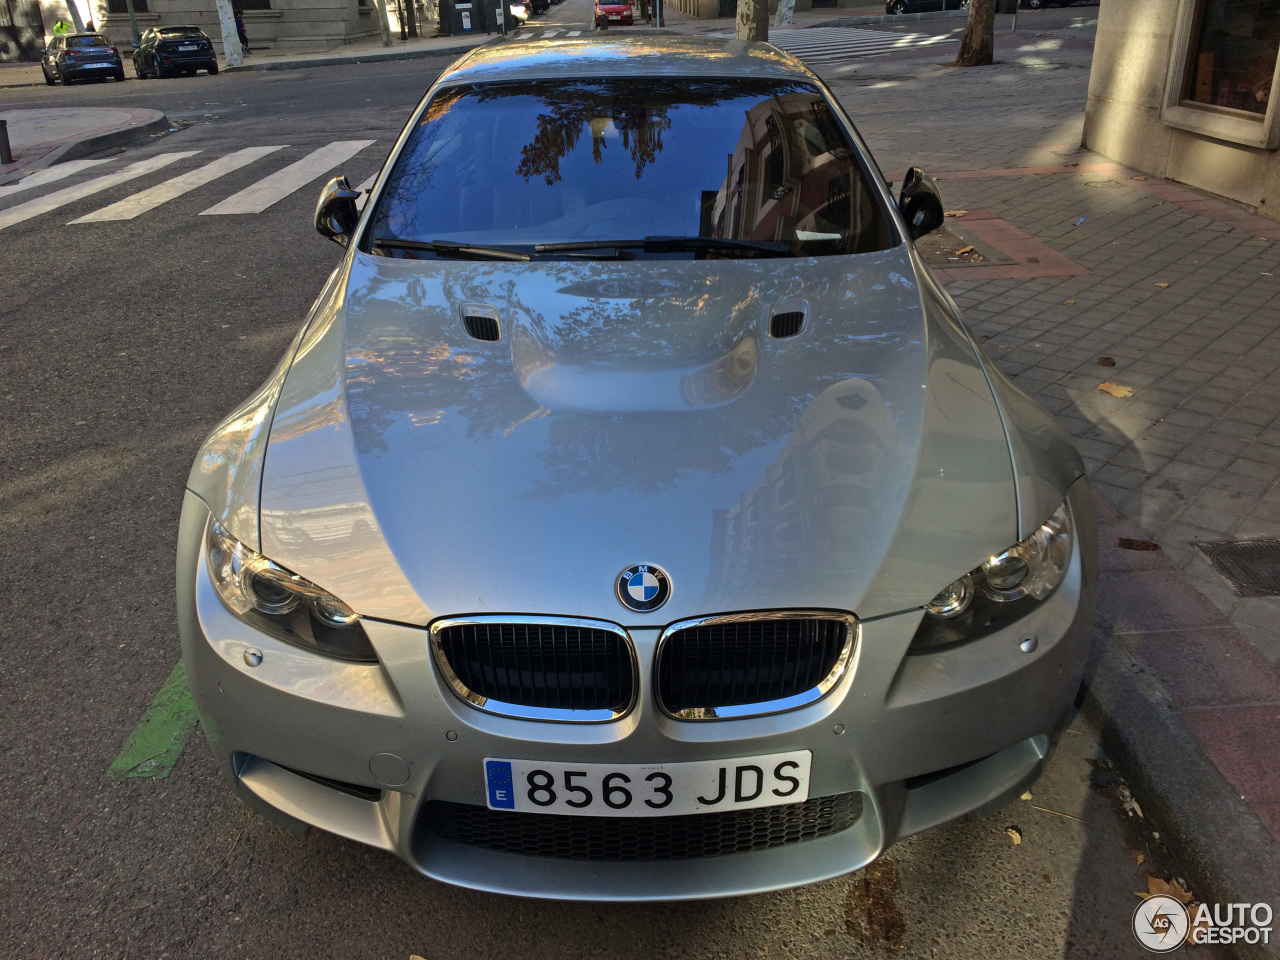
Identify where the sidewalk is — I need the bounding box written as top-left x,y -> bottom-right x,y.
0,106 -> 169,176
220,30 -> 490,73
813,20 -> 1280,945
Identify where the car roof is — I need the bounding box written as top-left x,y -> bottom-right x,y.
439,36 -> 814,85
158,24 -> 205,30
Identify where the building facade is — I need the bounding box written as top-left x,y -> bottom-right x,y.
93,0 -> 385,53
1083,0 -> 1280,221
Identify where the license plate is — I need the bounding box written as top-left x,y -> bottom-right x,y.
484,751 -> 810,817
84,62 -> 112,68
179,44 -> 198,50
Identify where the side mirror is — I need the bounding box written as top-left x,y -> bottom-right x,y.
315,175 -> 361,247
897,166 -> 944,240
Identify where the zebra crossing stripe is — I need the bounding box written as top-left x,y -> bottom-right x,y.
0,158 -> 113,202
567,29 -> 581,35
198,140 -> 376,217
764,27 -> 958,64
0,152 -> 200,232
69,146 -> 289,224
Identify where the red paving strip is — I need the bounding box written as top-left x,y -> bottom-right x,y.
933,164 -> 1280,244
931,208 -> 1090,283
1094,493 -> 1280,840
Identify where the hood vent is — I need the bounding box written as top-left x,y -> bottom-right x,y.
463,315 -> 501,342
770,310 -> 805,339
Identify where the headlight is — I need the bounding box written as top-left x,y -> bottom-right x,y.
205,519 -> 377,662
910,502 -> 1072,653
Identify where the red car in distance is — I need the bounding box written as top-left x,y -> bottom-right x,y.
595,0 -> 635,26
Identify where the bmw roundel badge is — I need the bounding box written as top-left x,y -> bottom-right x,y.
615,563 -> 671,613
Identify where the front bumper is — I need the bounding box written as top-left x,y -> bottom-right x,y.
177,479 -> 1097,900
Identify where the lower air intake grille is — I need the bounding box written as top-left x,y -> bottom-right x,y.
432,620 -> 634,720
424,792 -> 863,861
657,615 -> 854,719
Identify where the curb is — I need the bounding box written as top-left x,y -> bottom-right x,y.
1080,637 -> 1280,960
221,38 -> 489,73
0,109 -> 170,180
42,109 -> 170,166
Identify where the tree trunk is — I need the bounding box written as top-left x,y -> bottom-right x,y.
736,0 -> 767,42
214,0 -> 242,67
404,0 -> 418,39
954,0 -> 995,68
773,0 -> 795,27
375,0 -> 393,45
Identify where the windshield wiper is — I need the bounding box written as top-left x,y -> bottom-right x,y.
534,236 -> 792,258
371,237 -> 532,262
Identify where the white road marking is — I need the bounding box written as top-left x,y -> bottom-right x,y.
540,28 -> 562,37
0,152 -> 200,232
741,27 -> 959,64
69,146 -> 288,223
199,140 -> 375,216
0,159 -> 113,202
567,29 -> 581,35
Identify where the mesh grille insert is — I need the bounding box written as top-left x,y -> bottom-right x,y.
434,622 -> 633,714
770,311 -> 805,338
463,315 -> 501,341
658,617 -> 850,715
424,792 -> 862,861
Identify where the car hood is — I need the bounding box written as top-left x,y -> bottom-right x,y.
258,247 -> 1017,626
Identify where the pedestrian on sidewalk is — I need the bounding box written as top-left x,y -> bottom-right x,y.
52,19 -> 71,37
234,12 -> 251,55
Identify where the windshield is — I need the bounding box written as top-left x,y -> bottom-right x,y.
160,27 -> 205,37
66,35 -> 110,48
368,78 -> 893,259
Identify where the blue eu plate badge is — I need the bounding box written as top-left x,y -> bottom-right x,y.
485,759 -> 515,809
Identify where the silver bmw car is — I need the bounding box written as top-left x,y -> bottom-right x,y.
177,36 -> 1098,900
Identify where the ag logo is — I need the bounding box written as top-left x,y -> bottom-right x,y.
1133,895 -> 1190,953
615,564 -> 671,613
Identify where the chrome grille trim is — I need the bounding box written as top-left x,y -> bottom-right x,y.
429,615 -> 638,723
654,611 -> 858,721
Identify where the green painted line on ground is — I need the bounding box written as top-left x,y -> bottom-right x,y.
106,660 -> 198,780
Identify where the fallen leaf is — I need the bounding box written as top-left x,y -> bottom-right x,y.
1026,256 -> 1040,263
1098,382 -> 1133,398
1118,538 -> 1160,551
1097,356 -> 1116,366
955,245 -> 975,255
1020,791 -> 1033,801
1065,299 -> 1076,304
1131,175 -> 1147,181
944,209 -> 968,217
1133,852 -> 1147,866
1147,876 -> 1193,904
1154,282 -> 1169,287
1006,826 -> 1022,845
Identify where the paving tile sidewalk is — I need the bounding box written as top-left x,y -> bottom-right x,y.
817,14 -> 1280,874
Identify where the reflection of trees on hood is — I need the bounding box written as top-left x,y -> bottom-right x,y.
338,255 -> 915,501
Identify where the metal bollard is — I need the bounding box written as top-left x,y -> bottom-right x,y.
0,119 -> 12,166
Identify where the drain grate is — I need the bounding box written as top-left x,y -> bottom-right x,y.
1197,540 -> 1280,597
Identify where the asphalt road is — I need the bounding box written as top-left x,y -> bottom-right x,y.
0,11 -> 1210,959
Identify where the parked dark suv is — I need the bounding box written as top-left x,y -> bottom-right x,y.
41,33 -> 126,85
132,25 -> 218,79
